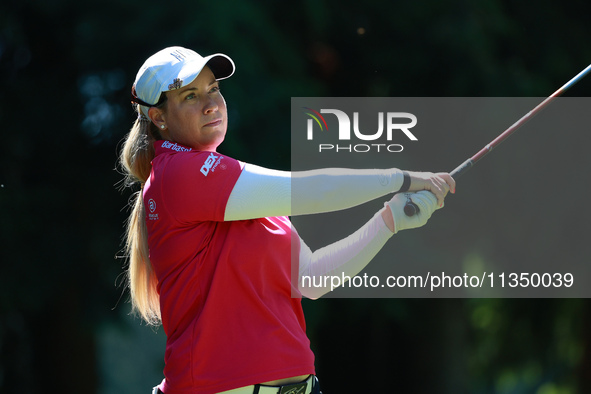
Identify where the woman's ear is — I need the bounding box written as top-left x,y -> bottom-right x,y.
148,107 -> 167,131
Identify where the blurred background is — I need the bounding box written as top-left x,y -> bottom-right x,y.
1,0 -> 590,393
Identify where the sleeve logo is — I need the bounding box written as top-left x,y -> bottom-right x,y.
200,153 -> 223,176
147,198 -> 159,220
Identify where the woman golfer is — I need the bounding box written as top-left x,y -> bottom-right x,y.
120,46 -> 455,394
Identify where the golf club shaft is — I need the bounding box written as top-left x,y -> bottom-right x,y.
405,64 -> 591,216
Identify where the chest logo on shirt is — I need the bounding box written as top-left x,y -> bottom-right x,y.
200,153 -> 223,176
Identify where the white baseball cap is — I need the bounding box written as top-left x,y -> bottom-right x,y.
131,46 -> 235,116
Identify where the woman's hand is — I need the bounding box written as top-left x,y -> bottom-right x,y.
383,190 -> 440,233
406,171 -> 456,207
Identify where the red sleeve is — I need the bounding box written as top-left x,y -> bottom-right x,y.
160,151 -> 243,223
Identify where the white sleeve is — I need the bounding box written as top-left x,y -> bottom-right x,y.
297,210 -> 394,299
223,163 -> 292,221
224,163 -> 405,221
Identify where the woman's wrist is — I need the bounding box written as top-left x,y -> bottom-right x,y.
380,206 -> 396,233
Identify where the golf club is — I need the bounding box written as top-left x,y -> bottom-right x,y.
404,63 -> 591,217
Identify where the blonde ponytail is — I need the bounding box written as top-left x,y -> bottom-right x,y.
120,112 -> 162,325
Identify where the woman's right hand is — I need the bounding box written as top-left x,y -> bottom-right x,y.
406,171 -> 456,207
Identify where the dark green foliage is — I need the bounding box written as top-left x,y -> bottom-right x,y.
1,0 -> 590,392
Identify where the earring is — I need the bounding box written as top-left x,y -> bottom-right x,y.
160,125 -> 166,129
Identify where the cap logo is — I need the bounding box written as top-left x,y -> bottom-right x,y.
168,78 -> 183,90
170,49 -> 188,62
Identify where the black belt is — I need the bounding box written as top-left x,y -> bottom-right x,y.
153,375 -> 321,394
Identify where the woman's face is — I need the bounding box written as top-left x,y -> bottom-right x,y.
151,66 -> 228,151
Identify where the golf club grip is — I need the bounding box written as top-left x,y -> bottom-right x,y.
450,158 -> 473,179
403,159 -> 471,217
